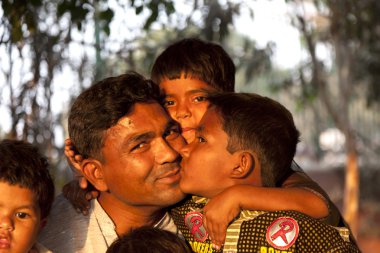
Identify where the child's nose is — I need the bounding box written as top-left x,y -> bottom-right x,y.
0,216 -> 14,231
176,103 -> 191,119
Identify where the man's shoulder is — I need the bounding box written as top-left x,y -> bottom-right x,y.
38,194 -> 92,253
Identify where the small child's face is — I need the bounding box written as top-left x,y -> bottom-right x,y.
159,75 -> 216,144
179,107 -> 235,198
0,182 -> 42,253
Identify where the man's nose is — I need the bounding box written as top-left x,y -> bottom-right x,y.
156,138 -> 180,164
0,215 -> 14,231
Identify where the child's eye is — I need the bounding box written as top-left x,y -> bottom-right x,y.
15,212 -> 30,219
164,100 -> 175,107
193,96 -> 207,103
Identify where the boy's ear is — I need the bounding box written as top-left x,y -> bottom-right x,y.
81,159 -> 108,192
230,151 -> 256,179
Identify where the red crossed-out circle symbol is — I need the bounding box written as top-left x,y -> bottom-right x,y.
266,217 -> 299,250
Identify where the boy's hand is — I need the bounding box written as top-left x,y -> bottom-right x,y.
62,180 -> 99,215
64,138 -> 88,188
63,138 -> 100,215
203,187 -> 241,249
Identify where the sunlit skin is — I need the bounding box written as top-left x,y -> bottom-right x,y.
179,107 -> 250,198
91,102 -> 187,234
159,74 -> 216,143
0,182 -> 43,253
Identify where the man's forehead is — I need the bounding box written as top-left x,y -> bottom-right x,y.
117,117 -> 133,127
117,102 -> 166,123
109,102 -> 170,133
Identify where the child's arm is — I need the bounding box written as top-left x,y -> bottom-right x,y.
62,138 -> 99,214
64,138 -> 88,188
203,180 -> 329,248
62,180 -> 98,215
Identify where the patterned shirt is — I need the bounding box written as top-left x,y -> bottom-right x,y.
38,194 -> 178,253
170,196 -> 360,253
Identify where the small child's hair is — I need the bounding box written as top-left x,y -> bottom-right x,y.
0,139 -> 55,219
208,92 -> 300,187
106,226 -> 192,253
151,37 -> 235,92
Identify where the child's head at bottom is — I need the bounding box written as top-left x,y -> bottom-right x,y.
0,139 -> 55,253
107,226 -> 192,253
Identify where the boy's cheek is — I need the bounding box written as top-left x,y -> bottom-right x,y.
182,130 -> 196,144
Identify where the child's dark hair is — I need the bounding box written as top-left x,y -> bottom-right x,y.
208,92 -> 300,187
106,226 -> 192,253
0,139 -> 55,219
151,37 -> 235,92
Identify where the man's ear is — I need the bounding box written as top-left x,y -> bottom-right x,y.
81,159 -> 108,192
231,151 -> 256,179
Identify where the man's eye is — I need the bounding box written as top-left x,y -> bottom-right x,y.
165,128 -> 180,140
131,142 -> 147,152
15,212 -> 29,219
197,136 -> 206,143
164,100 -> 175,107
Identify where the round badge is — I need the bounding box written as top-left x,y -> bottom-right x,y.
184,211 -> 209,242
266,216 -> 299,250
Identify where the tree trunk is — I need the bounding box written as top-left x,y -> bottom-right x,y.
335,38 -> 360,237
343,145 -> 359,236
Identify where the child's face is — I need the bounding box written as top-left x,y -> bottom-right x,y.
179,107 -> 236,198
0,182 -> 42,253
159,75 -> 216,143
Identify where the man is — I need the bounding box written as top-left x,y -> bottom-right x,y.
38,72 -> 186,253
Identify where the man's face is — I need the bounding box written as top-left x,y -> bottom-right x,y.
99,102 -> 186,208
160,74 -> 216,143
179,107 -> 235,198
0,182 -> 42,253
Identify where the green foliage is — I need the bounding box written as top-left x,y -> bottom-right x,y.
130,0 -> 175,29
285,0 -> 380,107
0,0 -> 268,187
325,0 -> 380,106
1,0 -> 42,42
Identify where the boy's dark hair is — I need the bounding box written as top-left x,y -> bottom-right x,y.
106,226 -> 192,253
0,139 -> 55,219
151,38 -> 235,92
68,71 -> 161,160
208,92 -> 300,187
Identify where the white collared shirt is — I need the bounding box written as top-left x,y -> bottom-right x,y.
38,194 -> 179,253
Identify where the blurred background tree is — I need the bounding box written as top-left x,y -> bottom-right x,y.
1,0 -> 379,249
283,0 -> 380,236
